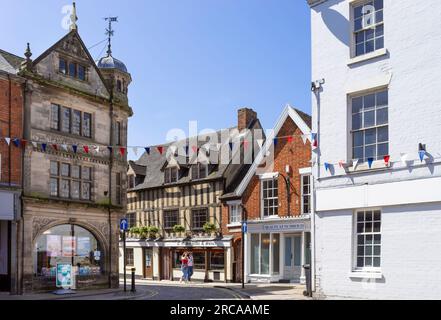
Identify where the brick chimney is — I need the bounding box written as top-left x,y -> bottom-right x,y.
237,108 -> 257,131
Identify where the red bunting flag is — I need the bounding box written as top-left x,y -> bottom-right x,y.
119,147 -> 126,156
157,146 -> 164,155
52,144 -> 58,151
243,140 -> 249,150
287,136 -> 294,143
192,146 -> 198,154
384,155 -> 390,165
83,146 -> 89,154
313,139 -> 318,148
20,140 -> 27,148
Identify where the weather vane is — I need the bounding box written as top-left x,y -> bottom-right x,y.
104,16 -> 118,56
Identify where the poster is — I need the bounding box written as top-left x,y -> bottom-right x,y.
77,237 -> 90,257
62,236 -> 76,257
56,263 -> 72,288
47,235 -> 61,257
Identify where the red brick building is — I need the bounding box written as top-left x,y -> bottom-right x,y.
221,106 -> 312,283
0,49 -> 24,293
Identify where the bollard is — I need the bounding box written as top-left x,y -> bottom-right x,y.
131,268 -> 136,293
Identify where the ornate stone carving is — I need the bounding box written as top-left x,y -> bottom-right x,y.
32,217 -> 58,239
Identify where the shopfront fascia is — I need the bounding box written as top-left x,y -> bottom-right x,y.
245,216 -> 311,283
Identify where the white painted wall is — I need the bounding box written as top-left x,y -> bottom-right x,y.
310,0 -> 441,299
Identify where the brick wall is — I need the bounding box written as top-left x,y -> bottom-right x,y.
0,77 -> 23,186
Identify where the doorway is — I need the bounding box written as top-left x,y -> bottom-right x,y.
143,248 -> 154,279
0,221 -> 10,292
284,235 -> 302,281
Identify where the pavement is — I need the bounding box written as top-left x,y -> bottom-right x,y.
0,279 -> 311,301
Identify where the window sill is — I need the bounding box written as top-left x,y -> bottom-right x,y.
348,48 -> 388,66
346,159 -> 391,173
349,271 -> 383,279
227,223 -> 242,228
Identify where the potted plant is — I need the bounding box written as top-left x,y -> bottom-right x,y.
147,226 -> 159,239
139,226 -> 150,239
173,224 -> 186,237
203,222 -> 217,235
128,226 -> 140,238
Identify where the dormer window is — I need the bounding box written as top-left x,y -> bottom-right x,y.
191,163 -> 208,180
165,167 -> 179,184
59,58 -> 87,81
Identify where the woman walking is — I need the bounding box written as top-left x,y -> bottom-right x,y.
179,252 -> 189,284
187,252 -> 194,282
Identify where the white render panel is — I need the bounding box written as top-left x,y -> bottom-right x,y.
315,203 -> 441,300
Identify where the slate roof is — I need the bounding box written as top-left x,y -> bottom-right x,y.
128,160 -> 147,176
130,118 -> 263,191
0,49 -> 23,74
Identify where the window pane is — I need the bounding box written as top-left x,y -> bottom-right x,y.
365,28 -> 375,41
374,211 -> 381,221
69,62 -> 76,77
59,59 -> 67,74
365,40 -> 375,53
374,0 -> 383,10
376,108 -> 388,125
251,234 -> 259,274
374,246 -> 381,255
364,94 -> 376,110
272,234 -> 280,275
354,6 -> 363,19
377,126 -> 388,143
61,107 -> 71,133
365,128 -> 376,144
72,110 -> 81,135
50,161 -> 59,176
376,91 -> 388,106
358,235 -> 364,245
60,179 -> 70,198
82,113 -> 91,138
50,104 -> 59,130
373,257 -> 381,267
82,167 -> 91,181
357,212 -> 364,222
355,31 -> 364,44
261,234 -> 270,274
356,43 -> 365,56
71,165 -> 80,179
352,113 -> 362,130
374,222 -> 381,233
364,110 -> 375,127
81,182 -> 91,200
294,237 -> 301,266
71,181 -> 80,199
365,144 -> 376,160
375,24 -> 384,37
376,37 -> 384,50
50,178 -> 58,196
61,163 -> 70,177
357,257 -> 364,268
376,10 -> 383,23
352,97 -> 363,113
377,143 -> 389,158
78,65 -> 86,81
366,211 -> 373,221
354,17 -> 363,31
353,147 -> 363,160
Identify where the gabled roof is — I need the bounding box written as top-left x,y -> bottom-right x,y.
0,49 -> 24,72
31,30 -> 110,96
231,105 -> 312,198
128,161 -> 147,176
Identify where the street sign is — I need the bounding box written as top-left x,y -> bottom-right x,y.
120,218 -> 128,231
242,222 -> 248,233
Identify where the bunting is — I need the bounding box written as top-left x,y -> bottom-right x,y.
324,162 -> 331,172
144,147 -> 150,155
367,158 -> 374,169
384,155 -> 390,165
419,150 -> 426,162
157,146 -> 164,155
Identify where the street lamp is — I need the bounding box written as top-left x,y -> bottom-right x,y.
279,165 -> 291,217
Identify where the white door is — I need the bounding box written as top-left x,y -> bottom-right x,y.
283,235 -> 302,281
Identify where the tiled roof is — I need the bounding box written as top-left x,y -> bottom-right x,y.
0,49 -> 23,73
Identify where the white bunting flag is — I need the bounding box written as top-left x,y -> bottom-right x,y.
301,134 -> 308,145
4,137 -> 10,146
61,144 -> 68,152
31,141 -> 38,148
338,160 -> 345,168
257,139 -> 264,150
400,153 -> 408,166
216,143 -> 222,151
353,158 -> 359,169
132,147 -> 138,156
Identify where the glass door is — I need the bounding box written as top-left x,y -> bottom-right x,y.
284,235 -> 302,281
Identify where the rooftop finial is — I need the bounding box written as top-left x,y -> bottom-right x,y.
104,17 -> 118,56
70,2 -> 78,31
24,43 -> 32,60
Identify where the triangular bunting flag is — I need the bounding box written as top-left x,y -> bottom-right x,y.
61,144 -> 68,152
419,150 -> 426,162
324,162 -> 331,172
119,147 -> 126,156
52,144 -> 58,151
384,155 -> 390,165
338,160 -> 345,168
93,145 -> 100,153
400,153 -> 408,166
132,147 -> 138,156
287,136 -> 294,143
157,146 -> 164,155
257,139 -> 264,149
273,138 -> 278,147
4,137 -> 10,146
144,147 -> 150,155
368,157 -> 374,168
83,146 -> 89,154
72,145 -> 78,153
301,135 -> 308,145
31,141 -> 38,148
353,158 -> 359,169
41,143 -> 47,152
12,138 -> 20,147
20,139 -> 27,148
229,142 -> 233,151
215,143 -> 222,151
107,146 -> 113,154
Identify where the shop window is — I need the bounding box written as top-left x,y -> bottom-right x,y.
34,224 -> 104,278
126,248 -> 134,266
354,210 -> 382,271
191,208 -> 208,231
173,250 -> 205,270
210,251 -> 224,271
250,233 -> 279,275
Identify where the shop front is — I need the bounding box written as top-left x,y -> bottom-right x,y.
33,224 -> 108,291
245,216 -> 311,283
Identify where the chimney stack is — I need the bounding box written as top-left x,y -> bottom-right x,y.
237,108 -> 257,131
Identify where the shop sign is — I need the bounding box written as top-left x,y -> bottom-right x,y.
250,221 -> 310,232
56,264 -> 72,289
164,241 -> 230,248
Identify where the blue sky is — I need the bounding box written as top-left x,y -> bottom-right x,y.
0,0 -> 311,159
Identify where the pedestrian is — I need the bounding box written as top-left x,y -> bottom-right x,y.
187,252 -> 194,281
179,252 -> 189,284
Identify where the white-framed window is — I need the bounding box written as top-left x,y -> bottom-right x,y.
301,175 -> 311,214
229,203 -> 242,224
354,209 -> 382,271
352,0 -> 384,57
261,177 -> 278,217
351,89 -> 388,163
164,167 -> 179,184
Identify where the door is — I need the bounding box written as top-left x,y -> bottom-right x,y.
143,248 -> 153,279
233,240 -> 242,283
284,235 -> 302,281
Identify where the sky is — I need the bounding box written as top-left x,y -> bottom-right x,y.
0,0 -> 311,160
